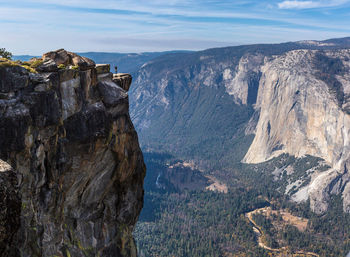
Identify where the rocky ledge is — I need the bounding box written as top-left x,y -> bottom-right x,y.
0,49 -> 145,257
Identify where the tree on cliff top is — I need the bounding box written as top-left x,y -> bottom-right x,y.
0,48 -> 12,59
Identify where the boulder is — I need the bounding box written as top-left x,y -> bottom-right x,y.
42,49 -> 95,71
43,48 -> 70,65
71,54 -> 95,71
36,59 -> 58,72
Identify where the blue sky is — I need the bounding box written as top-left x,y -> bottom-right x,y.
1,0 -> 350,54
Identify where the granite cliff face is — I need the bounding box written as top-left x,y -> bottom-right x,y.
243,49 -> 350,214
0,49 -> 145,257
223,53 -> 263,105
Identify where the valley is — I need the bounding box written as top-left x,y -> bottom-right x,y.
130,38 -> 350,256
13,37 -> 350,256
133,152 -> 350,256
4,0 -> 350,256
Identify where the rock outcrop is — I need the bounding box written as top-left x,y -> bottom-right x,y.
113,73 -> 132,92
0,49 -> 145,257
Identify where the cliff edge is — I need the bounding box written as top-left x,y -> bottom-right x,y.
0,49 -> 146,257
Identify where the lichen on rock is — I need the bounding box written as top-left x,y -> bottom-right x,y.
0,49 -> 145,257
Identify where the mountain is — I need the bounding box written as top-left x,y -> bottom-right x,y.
243,49 -> 350,214
12,38 -> 350,255
129,37 -> 350,215
79,51 -> 192,74
130,38 -> 350,256
12,55 -> 37,61
0,49 -> 145,257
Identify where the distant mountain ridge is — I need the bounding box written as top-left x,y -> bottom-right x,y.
13,50 -> 192,74
130,37 -> 350,158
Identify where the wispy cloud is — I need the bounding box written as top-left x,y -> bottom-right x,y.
1,0 -> 350,54
278,0 -> 348,9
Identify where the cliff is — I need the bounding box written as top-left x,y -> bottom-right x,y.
243,49 -> 350,214
0,49 -> 146,257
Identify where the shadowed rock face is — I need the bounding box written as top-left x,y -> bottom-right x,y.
0,49 -> 145,257
0,160 -> 20,257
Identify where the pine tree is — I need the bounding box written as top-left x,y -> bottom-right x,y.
0,48 -> 12,59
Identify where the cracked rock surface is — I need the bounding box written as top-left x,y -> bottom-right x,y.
0,49 -> 145,257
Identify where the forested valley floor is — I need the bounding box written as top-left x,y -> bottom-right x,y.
134,153 -> 350,257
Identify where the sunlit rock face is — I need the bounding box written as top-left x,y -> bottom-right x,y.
0,49 -> 145,257
223,53 -> 264,105
129,43 -> 350,214
243,49 -> 350,214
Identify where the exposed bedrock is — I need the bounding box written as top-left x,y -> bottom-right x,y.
243,49 -> 350,214
0,49 -> 145,257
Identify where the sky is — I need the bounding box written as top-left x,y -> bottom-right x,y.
1,0 -> 350,54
